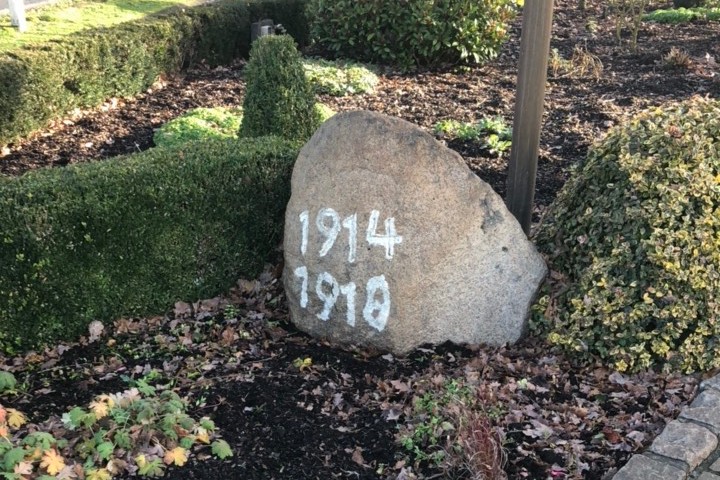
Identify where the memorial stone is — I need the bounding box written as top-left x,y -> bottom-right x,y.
283,111 -> 547,354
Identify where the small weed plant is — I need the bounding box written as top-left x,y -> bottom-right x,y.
434,116 -> 512,156
399,379 -> 506,479
549,46 -> 603,80
0,384 -> 232,478
303,58 -> 379,96
662,47 -> 692,69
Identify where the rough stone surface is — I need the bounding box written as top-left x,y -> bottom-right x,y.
612,454 -> 685,480
649,421 -> 717,470
681,389 -> 720,433
283,111 -> 547,354
701,376 -> 720,392
699,473 -> 720,480
711,457 -> 720,472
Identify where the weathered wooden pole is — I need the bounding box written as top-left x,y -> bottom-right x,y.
8,0 -> 27,32
506,0 -> 554,235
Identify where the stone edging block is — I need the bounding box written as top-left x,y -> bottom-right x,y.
612,373 -> 720,480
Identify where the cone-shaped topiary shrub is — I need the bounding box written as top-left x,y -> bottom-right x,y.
533,96 -> 720,373
240,35 -> 319,142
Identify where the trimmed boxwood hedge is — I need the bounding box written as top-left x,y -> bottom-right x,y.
0,136 -> 300,353
0,0 -> 310,147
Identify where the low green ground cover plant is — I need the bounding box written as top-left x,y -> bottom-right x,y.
399,378 -> 505,478
0,0 -> 310,146
302,58 -> 378,96
0,384 -> 231,478
240,35 -> 320,141
155,103 -> 335,148
434,116 -> 512,156
534,97 -> 720,373
0,136 -> 299,353
153,107 -> 244,148
306,0 -> 522,70
643,6 -> 720,22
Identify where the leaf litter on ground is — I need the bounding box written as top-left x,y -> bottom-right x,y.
0,262 -> 701,479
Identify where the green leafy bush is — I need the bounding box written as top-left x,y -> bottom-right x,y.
302,58 -> 378,96
533,97 -> 720,373
306,0 -> 522,70
0,136 -> 299,353
643,6 -> 720,22
0,0 -> 311,147
240,35 -> 319,141
153,107 -> 244,148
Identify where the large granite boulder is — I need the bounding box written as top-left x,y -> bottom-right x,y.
283,110 -> 547,354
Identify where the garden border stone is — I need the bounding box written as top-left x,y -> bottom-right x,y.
612,372 -> 720,479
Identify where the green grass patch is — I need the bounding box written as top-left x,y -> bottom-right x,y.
302,58 -> 379,96
643,6 -> 720,23
0,0 -> 205,52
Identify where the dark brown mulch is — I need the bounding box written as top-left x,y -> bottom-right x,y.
0,0 -> 719,479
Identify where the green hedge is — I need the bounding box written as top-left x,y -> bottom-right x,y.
0,136 -> 300,353
0,0 -> 310,147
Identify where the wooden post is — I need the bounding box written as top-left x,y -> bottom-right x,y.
8,0 -> 27,32
506,0 -> 554,235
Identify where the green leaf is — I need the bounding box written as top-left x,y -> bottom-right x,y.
62,407 -> 87,430
0,372 -> 17,392
22,432 -> 56,450
3,447 -> 27,470
96,441 -> 115,460
211,440 -> 233,459
138,458 -> 165,477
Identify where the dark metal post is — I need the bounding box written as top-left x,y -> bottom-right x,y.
506,0 -> 554,235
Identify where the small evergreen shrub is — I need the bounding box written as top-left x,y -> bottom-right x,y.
306,0 -> 522,70
533,97 -> 720,373
302,58 -> 378,96
153,107 -> 244,148
0,136 -> 300,353
240,35 -> 319,141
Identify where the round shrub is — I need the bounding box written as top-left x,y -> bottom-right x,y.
306,0 -> 521,70
240,35 -> 319,142
153,107 -> 243,148
534,97 -> 720,373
